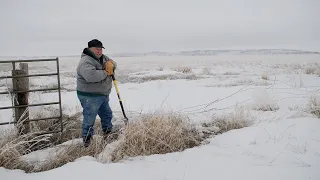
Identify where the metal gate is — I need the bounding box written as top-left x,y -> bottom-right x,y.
0,58 -> 63,135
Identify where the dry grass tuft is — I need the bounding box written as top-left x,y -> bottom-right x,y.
0,118 -> 118,173
0,109 -> 83,172
253,104 -> 279,111
173,67 -> 192,74
261,72 -> 269,80
307,93 -> 320,118
252,89 -> 279,111
0,128 -> 51,172
109,113 -> 203,162
305,66 -> 316,75
203,106 -> 253,134
33,135 -> 109,172
304,63 -> 320,75
0,108 -> 251,172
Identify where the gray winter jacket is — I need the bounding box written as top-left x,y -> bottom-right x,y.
76,48 -> 117,96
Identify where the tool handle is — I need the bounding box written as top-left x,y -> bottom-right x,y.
111,75 -> 129,124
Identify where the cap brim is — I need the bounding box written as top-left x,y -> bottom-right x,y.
92,46 -> 105,49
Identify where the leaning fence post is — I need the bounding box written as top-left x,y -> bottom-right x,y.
12,63 -> 30,134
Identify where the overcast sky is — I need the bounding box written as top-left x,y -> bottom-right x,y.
0,0 -> 319,56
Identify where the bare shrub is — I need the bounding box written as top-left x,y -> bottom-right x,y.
307,93 -> 320,118
202,106 -> 253,134
109,113 -> 203,162
173,67 -> 192,74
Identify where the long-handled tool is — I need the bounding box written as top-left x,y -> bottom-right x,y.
111,74 -> 129,125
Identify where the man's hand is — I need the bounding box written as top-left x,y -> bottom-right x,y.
104,60 -> 114,75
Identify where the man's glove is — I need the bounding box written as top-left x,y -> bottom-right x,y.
104,60 -> 114,75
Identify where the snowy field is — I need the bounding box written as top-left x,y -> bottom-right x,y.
1,54 -> 320,180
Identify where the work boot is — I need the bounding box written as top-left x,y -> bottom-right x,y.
103,127 -> 112,136
103,130 -> 112,138
83,135 -> 92,148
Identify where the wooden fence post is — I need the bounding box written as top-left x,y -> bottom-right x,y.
12,63 -> 30,134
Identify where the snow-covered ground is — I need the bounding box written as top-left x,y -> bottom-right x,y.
1,54 -> 320,179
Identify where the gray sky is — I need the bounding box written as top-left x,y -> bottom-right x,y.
0,0 -> 319,56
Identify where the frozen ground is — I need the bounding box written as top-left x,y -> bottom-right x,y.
0,54 -> 320,179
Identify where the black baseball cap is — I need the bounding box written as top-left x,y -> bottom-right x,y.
88,39 -> 105,49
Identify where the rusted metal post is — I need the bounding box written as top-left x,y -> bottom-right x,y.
12,63 -> 30,134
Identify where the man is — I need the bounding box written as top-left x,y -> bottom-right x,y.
76,39 -> 116,147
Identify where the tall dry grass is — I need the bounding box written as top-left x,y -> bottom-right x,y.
0,109 -> 251,173
0,127 -> 51,172
0,112 -> 116,173
0,109 -> 82,172
33,135 -> 111,172
108,113 -> 203,162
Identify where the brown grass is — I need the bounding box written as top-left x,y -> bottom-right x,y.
33,135 -> 110,172
25,113 -> 204,171
0,118 -> 116,173
31,110 -> 113,145
202,107 -> 253,134
0,110 -> 83,172
173,67 -> 192,74
29,110 -> 83,146
0,109 -> 251,173
109,113 -> 203,162
0,128 -> 51,172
